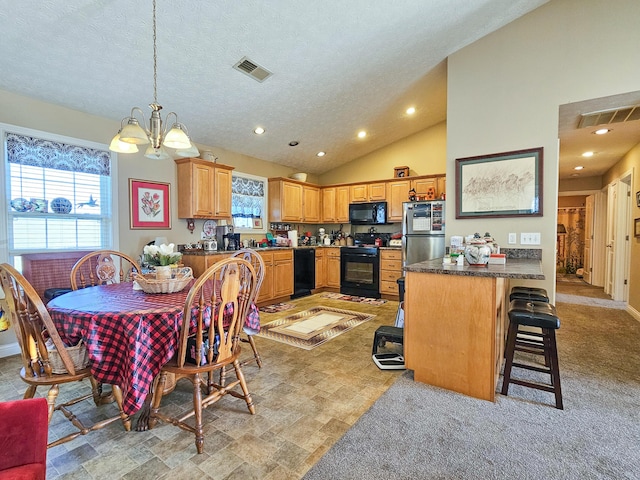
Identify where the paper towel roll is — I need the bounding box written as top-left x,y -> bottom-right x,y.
288,230 -> 298,247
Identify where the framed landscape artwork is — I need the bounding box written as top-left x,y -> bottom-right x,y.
129,179 -> 171,229
455,147 -> 543,219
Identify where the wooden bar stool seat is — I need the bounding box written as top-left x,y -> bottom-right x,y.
509,286 -> 549,303
501,299 -> 563,409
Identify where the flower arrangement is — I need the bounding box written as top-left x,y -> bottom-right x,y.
143,243 -> 182,266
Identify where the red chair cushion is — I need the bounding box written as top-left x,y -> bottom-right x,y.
0,398 -> 48,479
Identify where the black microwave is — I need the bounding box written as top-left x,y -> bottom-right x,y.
349,202 -> 387,225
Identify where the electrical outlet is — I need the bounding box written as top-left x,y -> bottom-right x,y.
508,233 -> 517,244
520,232 -> 541,245
200,231 -> 207,240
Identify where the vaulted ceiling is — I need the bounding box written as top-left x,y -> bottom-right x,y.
1,1 -> 548,174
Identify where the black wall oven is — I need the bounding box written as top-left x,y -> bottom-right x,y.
340,247 -> 380,298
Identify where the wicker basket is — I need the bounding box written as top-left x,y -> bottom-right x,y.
46,338 -> 89,374
133,267 -> 193,294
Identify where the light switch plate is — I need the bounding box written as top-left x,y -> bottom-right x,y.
508,233 -> 517,244
520,232 -> 541,245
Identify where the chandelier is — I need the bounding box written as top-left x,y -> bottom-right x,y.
109,0 -> 199,159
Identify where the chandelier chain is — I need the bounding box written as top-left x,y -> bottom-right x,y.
152,0 -> 158,105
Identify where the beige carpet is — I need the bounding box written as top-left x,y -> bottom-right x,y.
258,306 -> 376,350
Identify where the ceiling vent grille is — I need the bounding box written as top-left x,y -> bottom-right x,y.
233,57 -> 272,82
578,105 -> 640,128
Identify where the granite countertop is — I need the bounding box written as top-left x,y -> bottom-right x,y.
404,257 -> 544,280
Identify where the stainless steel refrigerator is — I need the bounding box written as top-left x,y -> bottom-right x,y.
402,200 -> 445,269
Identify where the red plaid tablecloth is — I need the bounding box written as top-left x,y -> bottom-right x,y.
47,282 -> 260,415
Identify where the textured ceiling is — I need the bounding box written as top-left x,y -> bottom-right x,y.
0,1 -> 550,174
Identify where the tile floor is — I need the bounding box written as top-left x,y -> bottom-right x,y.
0,293 -> 403,479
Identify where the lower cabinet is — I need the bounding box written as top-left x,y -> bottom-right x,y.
257,249 -> 293,303
315,248 -> 326,288
181,253 -> 231,278
379,249 -> 402,298
326,248 -> 341,288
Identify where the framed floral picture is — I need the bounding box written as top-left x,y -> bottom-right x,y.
129,179 -> 171,229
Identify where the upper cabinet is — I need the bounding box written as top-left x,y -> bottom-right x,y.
269,179 -> 303,222
321,185 -> 350,223
269,179 -> 322,223
268,174 -> 444,224
387,179 -> 411,222
350,182 -> 386,203
175,158 -> 234,219
303,185 -> 321,223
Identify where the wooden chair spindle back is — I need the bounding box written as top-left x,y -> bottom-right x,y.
70,250 -> 141,290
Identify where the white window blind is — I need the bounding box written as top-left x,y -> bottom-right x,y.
5,132 -> 113,255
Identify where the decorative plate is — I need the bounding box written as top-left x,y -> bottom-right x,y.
10,198 -> 34,212
51,197 -> 72,214
203,219 -> 217,237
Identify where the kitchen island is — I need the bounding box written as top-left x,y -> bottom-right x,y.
404,257 -> 544,402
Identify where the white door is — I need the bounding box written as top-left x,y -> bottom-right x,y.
583,195 -> 594,284
591,190 -> 607,287
604,182 -> 616,296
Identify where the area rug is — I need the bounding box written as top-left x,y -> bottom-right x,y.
321,292 -> 387,306
257,306 -> 375,350
258,302 -> 295,314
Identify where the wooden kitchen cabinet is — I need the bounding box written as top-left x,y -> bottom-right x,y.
336,185 -> 350,222
321,187 -> 336,222
315,248 -> 326,288
387,179 -> 411,222
303,185 -> 321,223
326,248 -> 341,288
175,158 -> 234,219
321,185 -> 350,223
272,250 -> 294,298
256,249 -> 293,303
181,252 -> 231,278
268,179 -> 304,222
437,176 -> 446,198
410,175 -> 445,199
350,182 -> 386,202
379,249 -> 403,298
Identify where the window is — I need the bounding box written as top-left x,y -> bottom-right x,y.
1,126 -> 117,264
231,172 -> 267,233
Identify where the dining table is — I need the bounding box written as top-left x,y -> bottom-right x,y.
46,281 -> 260,429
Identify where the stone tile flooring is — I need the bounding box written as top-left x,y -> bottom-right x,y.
0,293 -> 403,479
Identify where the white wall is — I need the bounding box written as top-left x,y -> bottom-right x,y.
446,0 -> 640,302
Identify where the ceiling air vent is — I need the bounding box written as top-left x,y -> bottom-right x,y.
233,57 -> 272,82
577,105 -> 640,128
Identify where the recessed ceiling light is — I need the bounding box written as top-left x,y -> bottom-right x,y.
582,151 -> 594,157
594,128 -> 610,135
316,151 -> 326,157
254,127 -> 265,135
406,107 -> 416,115
288,141 -> 299,147
357,130 -> 367,139
574,166 -> 584,170
570,173 -> 580,177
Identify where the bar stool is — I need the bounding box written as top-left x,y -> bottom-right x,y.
509,286 -> 549,303
501,299 -> 563,409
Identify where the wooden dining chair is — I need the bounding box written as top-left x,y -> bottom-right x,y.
148,257 -> 258,454
70,250 -> 141,290
0,263 -> 131,448
231,248 -> 266,368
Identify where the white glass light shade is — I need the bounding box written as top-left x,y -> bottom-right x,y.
109,133 -> 139,153
175,143 -> 200,158
163,124 -> 191,149
120,118 -> 150,144
144,145 -> 171,160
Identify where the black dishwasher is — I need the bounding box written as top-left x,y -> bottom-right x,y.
292,248 -> 316,299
